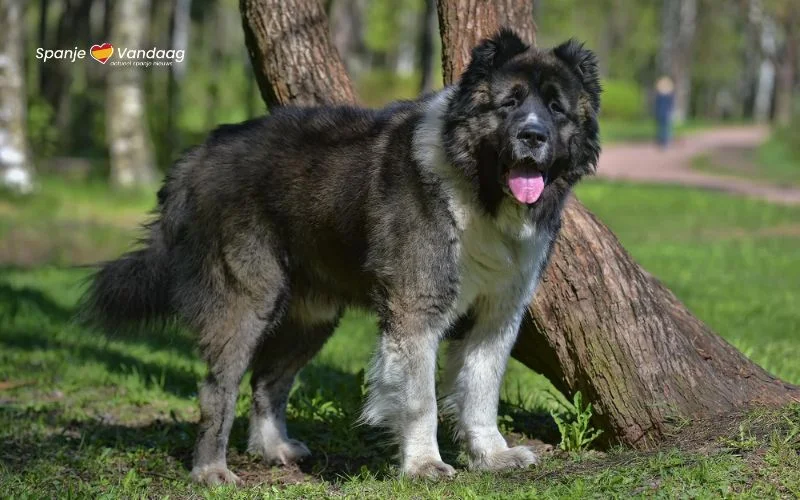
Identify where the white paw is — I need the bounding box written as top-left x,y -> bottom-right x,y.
249,438 -> 311,466
403,458 -> 457,480
469,445 -> 540,471
190,463 -> 242,486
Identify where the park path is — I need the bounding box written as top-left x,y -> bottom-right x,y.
596,125 -> 800,205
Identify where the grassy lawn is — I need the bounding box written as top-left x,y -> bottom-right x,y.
600,118 -> 724,144
1,178 -> 799,497
692,130 -> 800,188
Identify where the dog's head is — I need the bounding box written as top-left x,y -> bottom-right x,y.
443,29 -> 601,213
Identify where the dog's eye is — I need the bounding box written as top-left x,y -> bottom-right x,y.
500,97 -> 518,109
549,100 -> 565,115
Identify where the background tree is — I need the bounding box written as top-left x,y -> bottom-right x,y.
0,0 -> 35,193
417,0 -> 438,93
329,0 -> 369,78
38,0 -> 93,150
241,0 -> 800,449
659,0 -> 698,124
771,0 -> 798,126
106,0 -> 157,188
748,0 -> 778,123
240,0 -> 357,106
166,0 -> 192,159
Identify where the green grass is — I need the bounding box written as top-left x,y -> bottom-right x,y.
600,118 -> 722,144
575,181 -> 800,382
693,131 -> 800,187
1,178 -> 799,497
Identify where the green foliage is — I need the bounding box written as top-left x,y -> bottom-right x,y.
753,128 -> 800,186
26,97 -> 60,160
550,392 -> 603,452
536,0 -> 659,82
577,180 -> 800,383
601,118 -> 715,143
770,126 -> 800,161
364,0 -> 422,54
600,79 -> 646,120
356,70 -> 422,107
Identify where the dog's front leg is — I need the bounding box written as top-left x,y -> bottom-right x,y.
442,302 -> 539,471
362,309 -> 454,479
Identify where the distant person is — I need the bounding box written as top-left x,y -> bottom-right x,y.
654,76 -> 675,148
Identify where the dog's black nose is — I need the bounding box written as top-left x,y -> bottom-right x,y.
518,123 -> 548,147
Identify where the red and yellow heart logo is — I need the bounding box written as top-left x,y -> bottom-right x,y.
90,43 -> 114,64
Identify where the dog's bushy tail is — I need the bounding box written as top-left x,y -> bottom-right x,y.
78,222 -> 173,332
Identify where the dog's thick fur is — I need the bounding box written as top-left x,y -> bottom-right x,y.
81,30 -> 600,484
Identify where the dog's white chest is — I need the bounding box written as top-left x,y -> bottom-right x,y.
454,210 -> 545,315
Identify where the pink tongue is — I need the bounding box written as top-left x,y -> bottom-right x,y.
507,170 -> 545,204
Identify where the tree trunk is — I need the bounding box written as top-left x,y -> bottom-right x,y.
659,0 -> 697,124
37,0 -> 49,60
774,12 -> 798,126
750,0 -> 777,123
0,0 -> 35,193
206,0 -> 224,129
418,0 -> 439,93
167,0 -> 192,159
437,0 -> 799,448
240,0 -> 357,107
437,0 -> 537,79
106,0 -> 157,188
512,199 -> 799,447
240,0 -> 800,450
329,0 -> 368,78
40,0 -> 94,151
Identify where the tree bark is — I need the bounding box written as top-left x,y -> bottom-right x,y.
437,0 -> 536,80
240,0 -> 358,107
437,0 -> 799,448
0,0 -> 35,193
106,0 -> 157,188
240,0 -> 800,450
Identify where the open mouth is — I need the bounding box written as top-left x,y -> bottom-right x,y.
505,168 -> 547,205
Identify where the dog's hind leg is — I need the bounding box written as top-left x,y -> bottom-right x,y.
186,255 -> 290,486
247,314 -> 339,465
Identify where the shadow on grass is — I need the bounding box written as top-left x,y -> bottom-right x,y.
1,364 -> 558,485
0,364 -> 404,483
0,280 -> 200,397
1,280 -> 559,484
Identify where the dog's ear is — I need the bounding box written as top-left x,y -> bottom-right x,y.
462,28 -> 529,85
554,39 -> 601,113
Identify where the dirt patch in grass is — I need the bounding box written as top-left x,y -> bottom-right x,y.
700,146 -> 761,175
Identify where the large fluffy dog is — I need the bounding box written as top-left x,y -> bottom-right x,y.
82,29 -> 600,484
